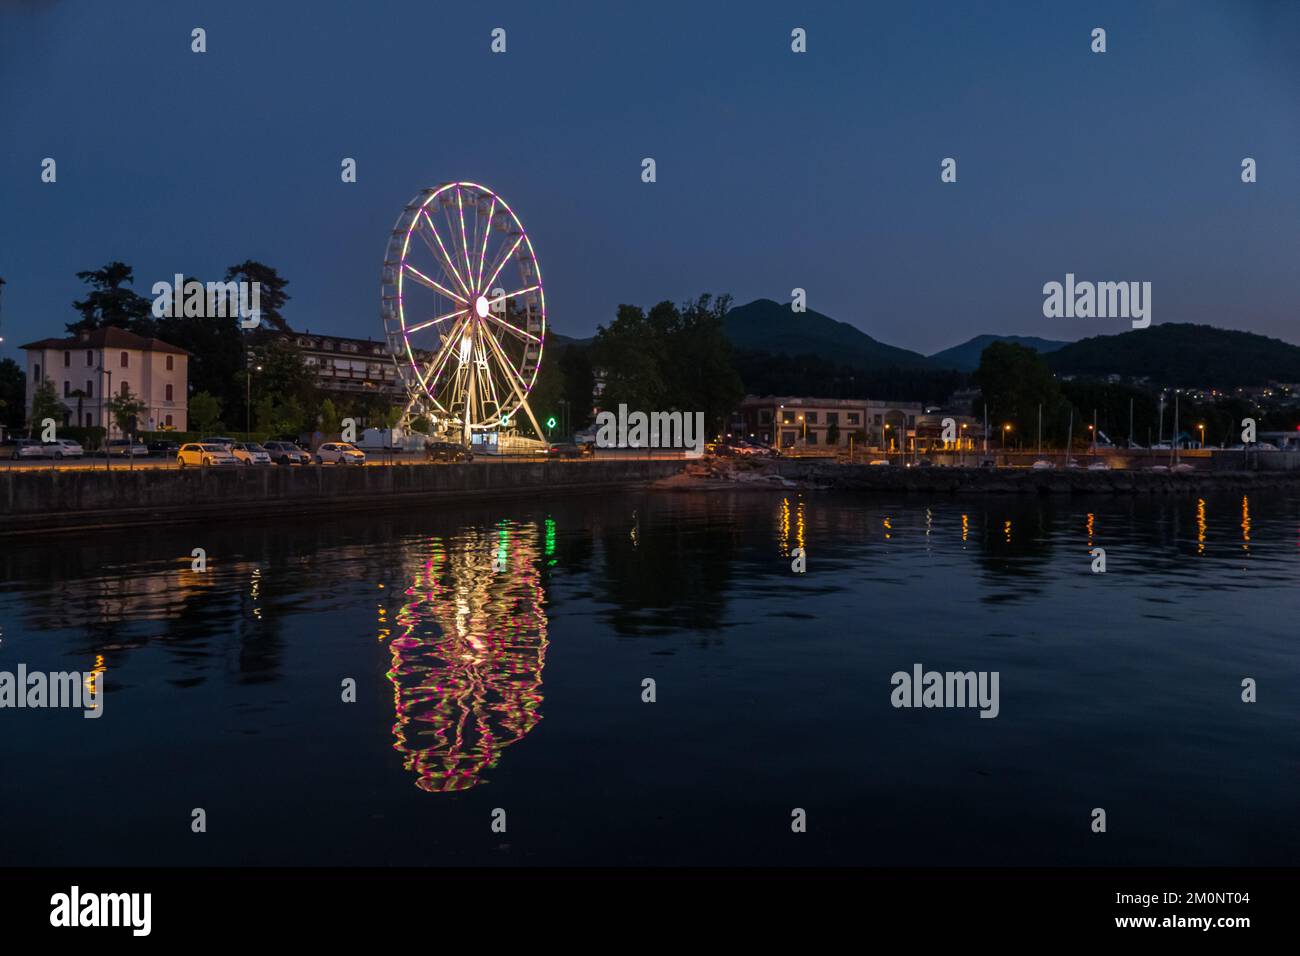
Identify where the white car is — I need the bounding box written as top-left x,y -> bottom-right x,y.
1172,463 -> 1195,473
42,438 -> 84,459
231,441 -> 272,465
1087,461 -> 1111,471
316,442 -> 366,465
1031,460 -> 1055,471
177,443 -> 239,467
868,459 -> 891,466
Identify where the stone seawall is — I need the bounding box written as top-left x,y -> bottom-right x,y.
0,460 -> 687,535
769,460 -> 1300,495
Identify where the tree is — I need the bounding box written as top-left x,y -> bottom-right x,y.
0,357 -> 24,433
252,339 -> 317,409
590,293 -> 744,439
591,304 -> 669,412
373,402 -> 403,430
28,378 -> 65,436
972,341 -> 1071,447
224,261 -> 290,331
558,344 -> 595,431
156,277 -> 244,412
107,384 -> 147,437
524,345 -> 566,439
189,391 -> 222,434
825,420 -> 841,447
319,398 -> 340,438
673,294 -> 744,437
68,262 -> 156,336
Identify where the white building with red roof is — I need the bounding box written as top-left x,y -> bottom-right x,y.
21,326 -> 191,434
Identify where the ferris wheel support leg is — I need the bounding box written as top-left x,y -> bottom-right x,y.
481,321 -> 549,447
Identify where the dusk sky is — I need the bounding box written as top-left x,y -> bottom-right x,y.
2,0 -> 1298,360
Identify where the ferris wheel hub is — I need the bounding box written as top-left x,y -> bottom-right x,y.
474,294 -> 490,318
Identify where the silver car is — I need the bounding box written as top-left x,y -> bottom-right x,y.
263,441 -> 309,465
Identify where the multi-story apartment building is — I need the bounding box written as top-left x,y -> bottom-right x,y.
21,326 -> 190,433
252,328 -> 431,401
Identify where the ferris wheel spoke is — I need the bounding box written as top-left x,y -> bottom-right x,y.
405,307 -> 468,336
420,312 -> 470,375
485,285 -> 539,308
475,196 -> 497,289
420,209 -> 472,298
480,234 -> 524,293
483,311 -> 540,344
403,263 -> 466,304
422,321 -> 469,394
481,323 -> 534,397
456,188 -> 476,291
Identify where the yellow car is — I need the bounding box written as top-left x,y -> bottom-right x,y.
177,443 -> 239,468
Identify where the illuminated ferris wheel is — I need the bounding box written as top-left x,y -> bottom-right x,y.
381,182 -> 547,445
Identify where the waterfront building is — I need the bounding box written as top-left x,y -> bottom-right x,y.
251,328 -> 426,401
21,327 -> 190,433
732,395 -> 924,452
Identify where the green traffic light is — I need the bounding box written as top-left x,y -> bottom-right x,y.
546,417 -> 557,429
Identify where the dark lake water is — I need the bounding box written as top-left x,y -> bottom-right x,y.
2,489 -> 1297,866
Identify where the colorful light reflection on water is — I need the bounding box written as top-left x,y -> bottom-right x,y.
386,522 -> 548,792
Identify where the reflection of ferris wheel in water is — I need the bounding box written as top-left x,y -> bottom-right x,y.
381,182 -> 547,446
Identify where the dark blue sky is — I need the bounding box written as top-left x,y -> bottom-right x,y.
2,0 -> 1297,361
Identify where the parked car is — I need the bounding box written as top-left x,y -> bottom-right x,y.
868,459 -> 891,467
230,441 -> 272,465
1031,460 -> 1056,471
424,441 -> 473,462
2,438 -> 46,460
547,442 -> 588,459
106,439 -> 149,458
316,442 -> 366,465
263,441 -> 310,465
148,440 -> 180,456
42,438 -> 84,459
176,443 -> 239,468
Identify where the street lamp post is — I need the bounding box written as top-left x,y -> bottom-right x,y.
95,363 -> 112,472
